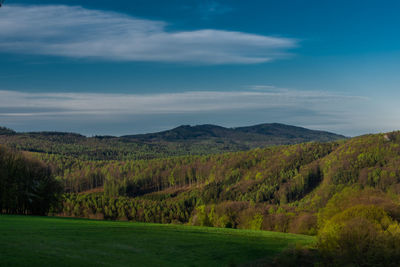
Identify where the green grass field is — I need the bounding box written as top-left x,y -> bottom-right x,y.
0,215 -> 314,266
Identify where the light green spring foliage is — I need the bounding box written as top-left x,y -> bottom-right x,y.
56,132 -> 400,237
4,131 -> 400,241
317,187 -> 400,266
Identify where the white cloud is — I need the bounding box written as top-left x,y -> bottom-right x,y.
0,88 -> 365,117
1,88 -> 397,136
0,5 -> 297,64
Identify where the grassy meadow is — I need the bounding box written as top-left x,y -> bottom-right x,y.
0,215 -> 314,266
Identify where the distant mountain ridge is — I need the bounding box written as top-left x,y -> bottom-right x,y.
0,127 -> 16,135
122,123 -> 345,143
0,123 -> 346,160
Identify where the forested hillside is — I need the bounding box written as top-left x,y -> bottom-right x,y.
2,129 -> 400,265
51,131 -> 400,265
0,123 -> 345,160
10,131 -> 393,235
122,123 -> 343,143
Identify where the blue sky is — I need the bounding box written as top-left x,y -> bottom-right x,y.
0,0 -> 399,136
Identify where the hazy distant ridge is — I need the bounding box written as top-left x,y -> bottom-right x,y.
121,123 -> 345,143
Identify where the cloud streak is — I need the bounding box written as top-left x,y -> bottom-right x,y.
1,88 -> 397,136
0,5 -> 297,64
0,89 -> 365,117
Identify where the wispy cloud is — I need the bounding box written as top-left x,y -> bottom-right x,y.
0,88 -> 396,136
0,5 -> 297,64
0,89 -> 365,117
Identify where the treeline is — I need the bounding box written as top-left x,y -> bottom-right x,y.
60,193 -> 195,224
60,193 -> 316,234
0,126 -> 15,135
0,123 -> 344,161
0,133 -> 165,160
0,132 -> 252,161
0,145 -> 62,215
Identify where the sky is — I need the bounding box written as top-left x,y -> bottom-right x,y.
0,0 -> 399,136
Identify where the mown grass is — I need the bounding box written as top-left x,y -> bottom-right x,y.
0,215 -> 314,266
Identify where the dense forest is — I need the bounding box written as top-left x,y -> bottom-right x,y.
0,123 -> 344,160
2,126 -> 400,265
36,132 -> 398,234
2,130 -> 399,230
0,146 -> 61,215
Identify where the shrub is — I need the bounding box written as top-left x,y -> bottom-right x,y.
317,205 -> 400,266
318,186 -> 400,227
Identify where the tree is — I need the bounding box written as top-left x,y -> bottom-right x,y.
0,145 -> 62,215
